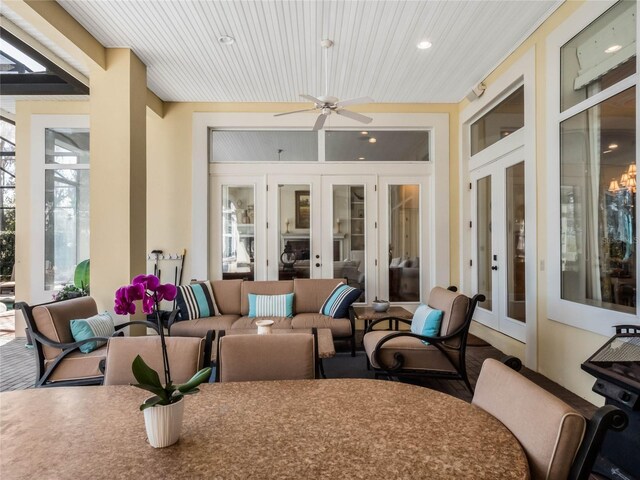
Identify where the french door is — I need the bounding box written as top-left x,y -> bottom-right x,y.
471,148 -> 526,342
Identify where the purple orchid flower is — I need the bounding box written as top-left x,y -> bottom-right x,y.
133,274 -> 160,292
156,283 -> 177,302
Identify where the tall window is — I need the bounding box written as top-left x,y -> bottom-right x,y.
0,119 -> 15,283
44,128 -> 90,291
559,0 -> 636,314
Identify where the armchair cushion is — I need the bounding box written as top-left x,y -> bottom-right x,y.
70,312 -> 115,353
410,305 -> 443,344
248,293 -> 294,318
176,281 -> 218,320
44,345 -> 106,382
319,284 -> 361,318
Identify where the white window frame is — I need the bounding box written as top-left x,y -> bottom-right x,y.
191,112 -> 450,293
546,0 -> 639,336
460,48 -> 537,368
30,114 -> 90,303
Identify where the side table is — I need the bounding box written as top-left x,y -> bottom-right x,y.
350,305 -> 414,336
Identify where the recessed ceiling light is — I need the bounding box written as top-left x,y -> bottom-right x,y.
361,131 -> 368,135
605,44 -> 622,53
608,143 -> 618,149
368,137 -> 377,144
358,157 -> 365,160
603,150 -> 612,154
218,35 -> 235,45
417,41 -> 432,50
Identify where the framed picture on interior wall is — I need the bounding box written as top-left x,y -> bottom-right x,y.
295,190 -> 310,229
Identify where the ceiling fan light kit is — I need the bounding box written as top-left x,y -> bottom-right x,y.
275,39 -> 374,130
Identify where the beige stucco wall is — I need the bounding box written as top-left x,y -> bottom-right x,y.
462,0 -> 610,405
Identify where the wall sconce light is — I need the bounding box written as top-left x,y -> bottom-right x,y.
608,179 -> 620,192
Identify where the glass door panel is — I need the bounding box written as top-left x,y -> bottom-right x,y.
332,184 -> 366,300
388,184 -> 420,302
278,184 -> 311,280
476,176 -> 493,311
506,162 -> 526,322
221,185 -> 255,280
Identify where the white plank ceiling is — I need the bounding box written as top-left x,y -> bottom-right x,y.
56,0 -> 560,103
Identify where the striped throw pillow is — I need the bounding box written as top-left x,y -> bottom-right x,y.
70,312 -> 115,353
320,284 -> 362,318
248,293 -> 294,318
410,304 -> 444,345
176,281 -> 218,320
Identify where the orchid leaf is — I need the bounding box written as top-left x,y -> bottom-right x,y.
177,367 -> 212,393
132,355 -> 163,389
140,395 -> 165,411
132,383 -> 168,400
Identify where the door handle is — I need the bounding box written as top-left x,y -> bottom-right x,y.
491,266 -> 498,271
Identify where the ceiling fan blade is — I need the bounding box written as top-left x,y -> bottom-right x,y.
313,113 -> 328,131
300,94 -> 324,105
274,108 -> 317,117
336,109 -> 373,124
335,96 -> 374,108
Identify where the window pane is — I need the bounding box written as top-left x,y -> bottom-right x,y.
279,185 -> 311,280
325,131 -> 429,162
0,119 -> 15,283
560,1 -> 636,112
333,185 -> 365,301
560,87 -> 636,313
506,162 -> 526,322
45,128 -> 90,165
211,131 -> 318,162
44,170 -> 90,290
222,185 -> 255,280
388,185 -> 420,302
471,86 -> 524,156
477,176 -> 493,311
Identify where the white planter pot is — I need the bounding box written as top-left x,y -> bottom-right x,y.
143,397 -> 184,448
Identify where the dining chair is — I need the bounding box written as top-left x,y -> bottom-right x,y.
216,328 -> 318,382
103,332 -> 213,385
363,286 -> 484,393
472,358 -> 628,480
16,297 -> 159,387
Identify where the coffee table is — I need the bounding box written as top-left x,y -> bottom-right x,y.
213,327 -> 335,378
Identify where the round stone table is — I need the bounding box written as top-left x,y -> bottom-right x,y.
0,379 -> 529,479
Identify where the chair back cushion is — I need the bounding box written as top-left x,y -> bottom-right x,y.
103,336 -> 205,386
32,296 -> 99,360
293,278 -> 344,313
219,333 -> 314,382
210,279 -> 243,315
427,287 -> 470,346
240,281 -> 293,316
472,359 -> 586,480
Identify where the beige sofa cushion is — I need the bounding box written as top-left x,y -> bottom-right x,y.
291,313 -> 351,337
231,316 -> 292,330
293,278 -> 345,313
218,333 -> 314,382
363,330 -> 457,372
472,359 -> 586,480
103,336 -> 205,386
211,279 -> 243,315
44,344 -> 106,382
170,314 -> 238,337
32,297 -> 99,360
240,281 -> 294,315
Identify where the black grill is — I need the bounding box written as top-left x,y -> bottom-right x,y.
582,328 -> 640,480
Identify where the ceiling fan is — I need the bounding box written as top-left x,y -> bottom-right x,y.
275,39 -> 374,130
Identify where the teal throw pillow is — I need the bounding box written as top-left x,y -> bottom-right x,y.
70,312 -> 115,353
248,293 -> 294,318
410,304 -> 444,345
